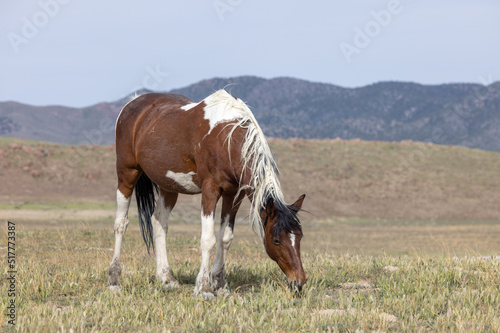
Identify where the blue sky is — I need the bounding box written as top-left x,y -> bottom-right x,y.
1,0 -> 498,107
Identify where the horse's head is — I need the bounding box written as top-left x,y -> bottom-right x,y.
261,194 -> 306,292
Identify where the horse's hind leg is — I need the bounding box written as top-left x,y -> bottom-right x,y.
210,192 -> 244,293
152,190 -> 179,288
195,180 -> 222,298
108,168 -> 140,291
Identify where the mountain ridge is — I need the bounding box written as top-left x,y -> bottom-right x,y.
1,76 -> 499,151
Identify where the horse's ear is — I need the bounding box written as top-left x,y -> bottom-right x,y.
266,197 -> 276,218
290,194 -> 306,213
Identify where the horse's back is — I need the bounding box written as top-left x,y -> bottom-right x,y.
116,93 -> 194,133
115,93 -> 197,170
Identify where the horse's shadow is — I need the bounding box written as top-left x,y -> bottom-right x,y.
174,266 -> 266,293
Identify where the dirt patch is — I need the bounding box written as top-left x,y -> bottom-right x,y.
340,280 -> 374,289
328,280 -> 381,294
0,209 -> 115,222
318,309 -> 355,316
383,265 -> 399,272
317,308 -> 397,322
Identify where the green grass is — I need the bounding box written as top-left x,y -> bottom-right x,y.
1,220 -> 499,332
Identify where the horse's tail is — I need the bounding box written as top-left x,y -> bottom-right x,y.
135,172 -> 158,254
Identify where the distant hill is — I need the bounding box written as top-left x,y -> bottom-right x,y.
1,76 -> 500,151
1,137 -> 500,221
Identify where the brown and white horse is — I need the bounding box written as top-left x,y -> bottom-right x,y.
108,89 -> 306,297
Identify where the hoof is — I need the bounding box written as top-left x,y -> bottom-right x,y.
216,287 -> 231,296
162,281 -> 179,289
108,285 -> 121,293
202,292 -> 215,300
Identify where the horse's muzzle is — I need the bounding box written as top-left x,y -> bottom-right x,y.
289,280 -> 305,293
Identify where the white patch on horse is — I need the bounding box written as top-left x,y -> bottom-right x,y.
181,102 -> 199,111
151,192 -> 176,287
114,190 -> 130,235
200,214 -> 216,254
288,233 -> 299,258
211,216 -> 233,279
202,90 -> 248,134
166,171 -> 201,194
109,189 -> 131,288
195,213 -> 217,296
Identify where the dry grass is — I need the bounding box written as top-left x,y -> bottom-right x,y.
1,137 -> 500,331
1,217 -> 500,332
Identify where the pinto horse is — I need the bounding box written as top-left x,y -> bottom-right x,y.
108,89 -> 306,297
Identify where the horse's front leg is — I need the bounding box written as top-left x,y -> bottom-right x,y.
210,192 -> 244,293
194,180 -> 221,298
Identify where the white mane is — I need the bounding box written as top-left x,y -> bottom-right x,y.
203,89 -> 286,241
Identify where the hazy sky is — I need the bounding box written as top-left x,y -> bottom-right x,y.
1,0 -> 498,107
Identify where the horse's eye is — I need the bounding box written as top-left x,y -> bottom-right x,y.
273,239 -> 280,246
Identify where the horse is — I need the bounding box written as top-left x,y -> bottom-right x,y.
108,89 -> 306,297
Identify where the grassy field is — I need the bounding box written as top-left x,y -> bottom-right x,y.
1,216 -> 500,332
1,137 -> 500,331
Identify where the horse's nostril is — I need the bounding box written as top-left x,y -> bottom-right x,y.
289,281 -> 303,293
